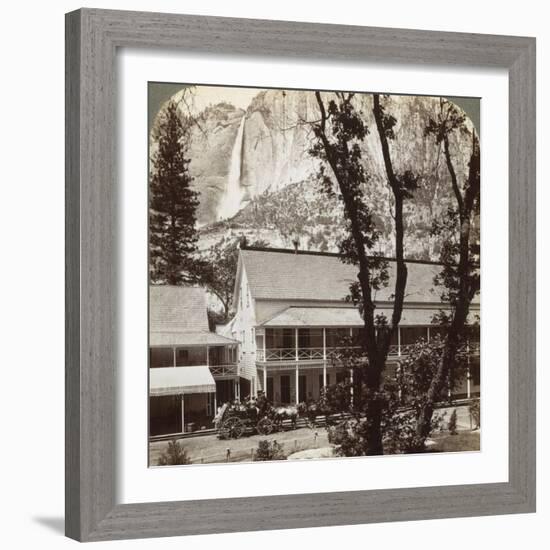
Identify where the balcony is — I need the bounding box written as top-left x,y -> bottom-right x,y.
256,341 -> 480,363
150,344 -> 239,378
209,363 -> 239,378
256,346 -> 356,363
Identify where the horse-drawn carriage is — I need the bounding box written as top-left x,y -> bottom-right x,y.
214,395 -> 298,439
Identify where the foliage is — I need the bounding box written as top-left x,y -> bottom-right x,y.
149,99 -> 200,285
157,439 -> 191,466
207,308 -> 227,331
253,440 -> 287,461
309,93 -> 389,299
448,409 -> 458,435
197,235 -> 268,320
413,98 -> 481,439
327,421 -> 349,445
397,336 -> 467,405
469,399 -> 481,429
425,99 -> 480,312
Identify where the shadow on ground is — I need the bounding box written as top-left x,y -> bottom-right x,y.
33,517 -> 65,534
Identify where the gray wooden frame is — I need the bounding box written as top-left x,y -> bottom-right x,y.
65,8 -> 536,542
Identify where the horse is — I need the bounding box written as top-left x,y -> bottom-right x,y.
272,405 -> 298,431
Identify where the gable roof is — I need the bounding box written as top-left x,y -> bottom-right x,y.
236,248 -> 462,305
150,286 -> 239,347
150,286 -> 209,333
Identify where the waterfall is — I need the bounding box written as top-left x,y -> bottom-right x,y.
218,116 -> 246,220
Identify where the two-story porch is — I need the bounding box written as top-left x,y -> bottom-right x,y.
149,332 -> 240,436
254,322 -> 480,405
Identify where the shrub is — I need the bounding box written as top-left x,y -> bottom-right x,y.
157,440 -> 191,466
469,399 -> 480,429
327,421 -> 349,445
253,440 -> 286,461
448,409 -> 458,435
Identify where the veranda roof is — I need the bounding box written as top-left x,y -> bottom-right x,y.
149,331 -> 239,347
260,306 -> 457,327
149,366 -> 216,397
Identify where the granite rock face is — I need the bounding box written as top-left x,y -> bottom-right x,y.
154,89 -> 478,259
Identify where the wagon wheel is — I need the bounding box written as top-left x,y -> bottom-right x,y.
219,416 -> 245,439
256,417 -> 275,436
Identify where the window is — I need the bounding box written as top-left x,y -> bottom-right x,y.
177,349 -> 189,366
149,347 -> 173,368
255,334 -> 264,350
175,347 -> 206,366
266,328 -> 296,349
298,328 -> 323,349
280,375 -> 291,404
266,377 -> 274,402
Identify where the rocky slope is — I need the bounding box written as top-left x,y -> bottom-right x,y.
153,88 -> 478,259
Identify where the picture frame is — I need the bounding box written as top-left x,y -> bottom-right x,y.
65,8 -> 536,542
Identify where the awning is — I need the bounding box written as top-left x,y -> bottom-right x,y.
149,366 -> 216,397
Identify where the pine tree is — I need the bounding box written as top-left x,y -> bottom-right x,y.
149,100 -> 199,285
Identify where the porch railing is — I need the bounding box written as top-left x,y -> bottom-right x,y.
209,364 -> 239,377
256,342 -> 480,362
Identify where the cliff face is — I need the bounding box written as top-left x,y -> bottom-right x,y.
158,89 -> 477,259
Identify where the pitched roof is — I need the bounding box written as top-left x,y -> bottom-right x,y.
149,286 -> 238,347
260,306 -> 478,327
239,248 -> 464,305
150,331 -> 239,347
150,286 -> 209,333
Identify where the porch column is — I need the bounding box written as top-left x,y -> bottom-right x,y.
295,328 -> 299,361
323,328 -> 327,360
173,347 -> 177,367
295,363 -> 299,404
323,362 -> 327,387
214,393 -> 217,416
427,326 -> 431,343
466,342 -> 471,398
350,367 -> 354,407
206,345 -> 210,366
397,327 -> 401,356
181,394 -> 185,433
263,366 -> 267,394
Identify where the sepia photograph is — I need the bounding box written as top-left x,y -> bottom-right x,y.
147,83 -> 480,467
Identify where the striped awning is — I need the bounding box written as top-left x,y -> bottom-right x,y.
149,366 -> 216,397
